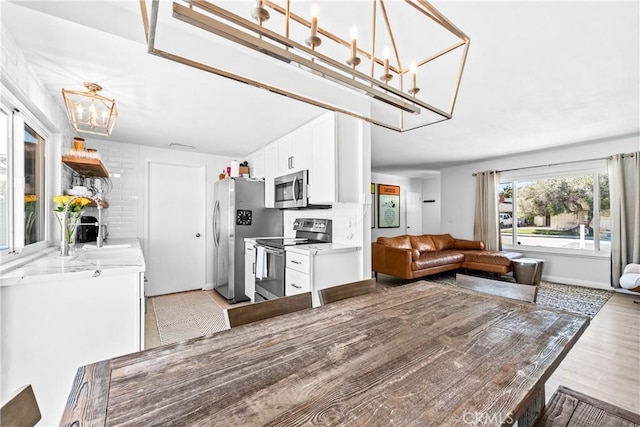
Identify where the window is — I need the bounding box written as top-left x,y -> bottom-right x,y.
1,105 -> 48,255
24,125 -> 45,245
499,163 -> 610,253
0,109 -> 9,250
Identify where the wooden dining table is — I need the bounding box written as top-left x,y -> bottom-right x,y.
60,281 -> 589,426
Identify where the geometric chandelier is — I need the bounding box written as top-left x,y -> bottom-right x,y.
61,82 -> 118,136
141,0 -> 469,132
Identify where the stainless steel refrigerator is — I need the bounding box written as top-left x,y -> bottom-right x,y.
213,178 -> 282,303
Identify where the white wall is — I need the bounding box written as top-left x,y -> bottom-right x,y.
82,139 -> 233,290
371,173 -> 422,240
421,175 -> 441,234
440,135 -> 639,288
1,22 -> 74,249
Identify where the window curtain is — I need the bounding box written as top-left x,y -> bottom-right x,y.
607,152 -> 640,287
473,171 -> 500,251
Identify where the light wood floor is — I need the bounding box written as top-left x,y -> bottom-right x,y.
546,292 -> 640,414
144,288 -> 640,415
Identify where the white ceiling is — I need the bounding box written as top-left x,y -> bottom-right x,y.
2,1 -> 639,179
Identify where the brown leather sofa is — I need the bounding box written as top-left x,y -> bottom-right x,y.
372,233 -> 517,280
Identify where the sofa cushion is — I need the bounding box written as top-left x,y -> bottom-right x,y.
454,239 -> 485,250
430,234 -> 455,251
377,235 -> 412,250
409,235 -> 437,253
463,251 -> 512,267
412,250 -> 465,270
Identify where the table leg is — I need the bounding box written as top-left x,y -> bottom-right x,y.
518,385 -> 545,427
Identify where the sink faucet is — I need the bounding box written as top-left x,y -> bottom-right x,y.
60,195 -> 104,255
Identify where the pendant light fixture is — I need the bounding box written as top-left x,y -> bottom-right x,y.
61,82 -> 118,136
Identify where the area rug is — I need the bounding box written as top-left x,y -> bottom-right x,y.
384,271 -> 614,318
152,291 -> 227,346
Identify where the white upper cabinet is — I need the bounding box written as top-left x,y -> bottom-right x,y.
262,111 -> 363,207
308,113 -> 336,204
277,134 -> 293,174
247,148 -> 265,180
264,143 -> 278,208
278,130 -> 312,175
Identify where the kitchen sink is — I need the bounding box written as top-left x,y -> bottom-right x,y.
73,248 -> 140,261
81,243 -> 132,250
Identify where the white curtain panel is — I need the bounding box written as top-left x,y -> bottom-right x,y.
473,171 -> 500,251
607,152 -> 640,287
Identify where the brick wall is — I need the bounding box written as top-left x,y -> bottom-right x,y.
82,139 -> 141,239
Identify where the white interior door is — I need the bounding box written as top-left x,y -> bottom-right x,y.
146,162 -> 205,296
406,191 -> 422,235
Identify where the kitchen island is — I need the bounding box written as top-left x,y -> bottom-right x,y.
0,239 -> 145,426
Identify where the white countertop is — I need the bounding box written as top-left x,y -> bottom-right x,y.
244,236 -> 285,243
285,243 -> 361,256
0,238 -> 145,287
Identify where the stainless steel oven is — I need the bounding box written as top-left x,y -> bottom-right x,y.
254,218 -> 332,301
254,245 -> 285,301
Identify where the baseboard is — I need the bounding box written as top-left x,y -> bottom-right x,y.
542,275 -> 611,290
616,288 -> 640,296
204,282 -> 214,290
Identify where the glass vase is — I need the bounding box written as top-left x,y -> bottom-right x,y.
53,210 -> 82,255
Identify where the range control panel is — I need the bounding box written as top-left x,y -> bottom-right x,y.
292,218 -> 332,233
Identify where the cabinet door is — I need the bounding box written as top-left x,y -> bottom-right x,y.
244,253 -> 255,302
264,142 -> 278,208
286,251 -> 311,274
309,113 -> 336,204
285,268 -> 311,295
277,134 -> 293,175
290,126 -> 313,173
248,148 -> 265,180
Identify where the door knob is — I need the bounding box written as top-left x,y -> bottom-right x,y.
195,233 -> 201,237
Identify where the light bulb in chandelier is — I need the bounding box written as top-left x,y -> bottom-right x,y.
346,26 -> 360,67
380,47 -> 393,83
408,62 -> 420,96
305,4 -> 321,48
250,0 -> 270,24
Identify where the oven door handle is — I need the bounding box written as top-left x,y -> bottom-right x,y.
257,245 -> 284,256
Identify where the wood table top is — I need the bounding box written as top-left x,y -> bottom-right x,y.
60,282 -> 589,426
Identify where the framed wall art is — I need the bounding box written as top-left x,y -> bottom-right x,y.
378,184 -> 400,228
371,183 -> 375,228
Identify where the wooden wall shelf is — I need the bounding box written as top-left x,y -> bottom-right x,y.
88,200 -> 109,208
62,156 -> 109,177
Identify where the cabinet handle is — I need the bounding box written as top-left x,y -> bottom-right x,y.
291,284 -> 301,289
291,260 -> 301,264
252,262 -> 255,274
291,156 -> 294,169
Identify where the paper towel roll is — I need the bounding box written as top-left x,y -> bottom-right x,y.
230,160 -> 240,177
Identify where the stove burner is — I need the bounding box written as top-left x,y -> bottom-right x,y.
255,237 -> 325,249
256,218 -> 333,249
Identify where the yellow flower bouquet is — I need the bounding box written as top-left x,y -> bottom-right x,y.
53,195 -> 92,246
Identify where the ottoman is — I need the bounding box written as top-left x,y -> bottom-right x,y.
462,251 -> 522,277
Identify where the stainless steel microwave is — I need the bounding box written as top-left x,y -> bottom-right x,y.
273,170 -> 330,209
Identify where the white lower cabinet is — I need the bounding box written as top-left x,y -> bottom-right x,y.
285,247 -> 361,307
244,241 -> 256,302
285,268 -> 311,295
0,269 -> 144,426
